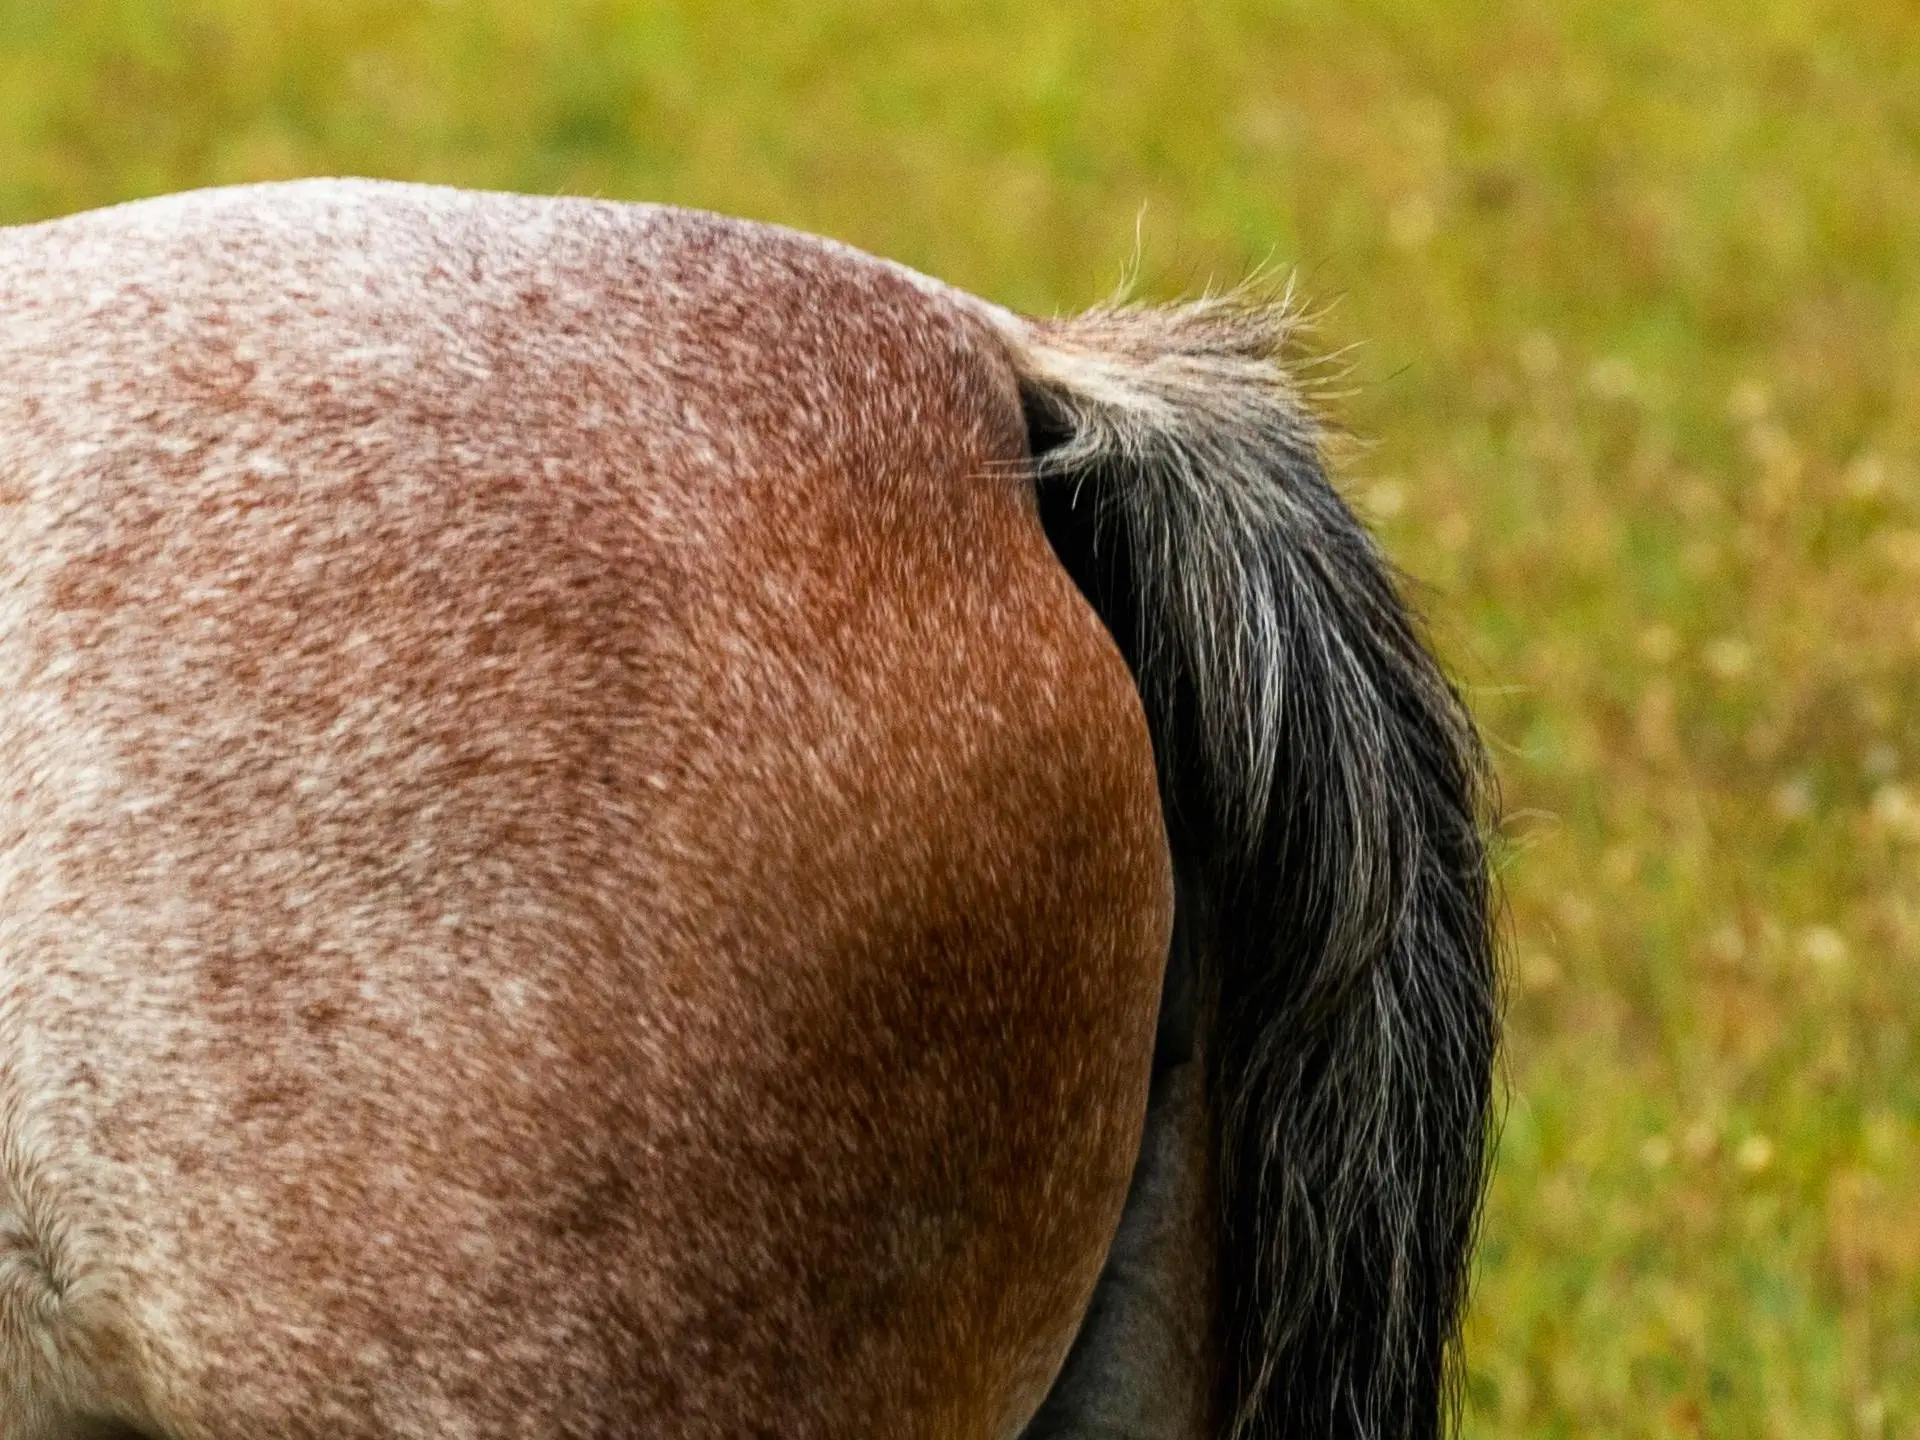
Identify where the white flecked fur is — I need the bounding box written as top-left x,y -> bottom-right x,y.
0,179 -> 1178,1440
0,179 -> 1496,1440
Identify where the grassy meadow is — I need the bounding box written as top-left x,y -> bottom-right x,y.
3,1 -> 1917,1434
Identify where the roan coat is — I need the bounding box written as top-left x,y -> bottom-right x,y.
0,180 -> 1497,1440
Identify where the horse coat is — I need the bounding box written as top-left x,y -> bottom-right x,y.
0,180 -> 1498,1440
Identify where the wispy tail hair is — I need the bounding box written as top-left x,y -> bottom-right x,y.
994,294 -> 1500,1439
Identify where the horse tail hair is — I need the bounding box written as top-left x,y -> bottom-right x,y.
991,295 -> 1500,1438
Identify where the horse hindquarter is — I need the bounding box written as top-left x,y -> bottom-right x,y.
0,182 -> 1174,1439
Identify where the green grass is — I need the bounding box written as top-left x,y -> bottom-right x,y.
4,2 -> 1917,1434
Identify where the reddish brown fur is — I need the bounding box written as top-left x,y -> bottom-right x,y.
0,182 -> 1172,1437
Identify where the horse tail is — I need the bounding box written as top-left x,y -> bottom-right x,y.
990,297 -> 1500,1438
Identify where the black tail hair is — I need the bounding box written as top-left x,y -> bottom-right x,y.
996,297 -> 1500,1439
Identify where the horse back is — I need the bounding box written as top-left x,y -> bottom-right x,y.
0,182 -> 1172,1439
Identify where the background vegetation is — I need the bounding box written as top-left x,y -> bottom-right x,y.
3,1 -> 1916,1433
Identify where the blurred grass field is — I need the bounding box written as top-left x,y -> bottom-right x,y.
3,1 -> 1917,1434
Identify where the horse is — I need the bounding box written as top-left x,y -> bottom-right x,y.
0,179 -> 1498,1440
